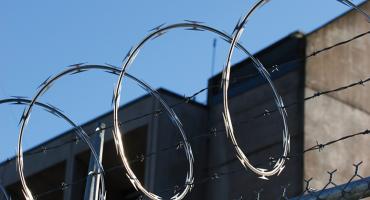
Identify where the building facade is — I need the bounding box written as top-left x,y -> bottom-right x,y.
0,2 -> 369,199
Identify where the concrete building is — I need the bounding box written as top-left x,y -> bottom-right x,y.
0,1 -> 369,199
304,1 -> 370,190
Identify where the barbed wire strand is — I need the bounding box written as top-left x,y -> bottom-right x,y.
1,30 -> 369,199
4,62 -> 369,164
16,121 -> 368,199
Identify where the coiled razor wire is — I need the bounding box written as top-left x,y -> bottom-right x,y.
16,64 -> 196,200
15,66 -> 115,200
111,19 -> 290,198
221,0 -> 369,179
0,97 -> 106,199
221,0 -> 290,179
9,0 -> 369,199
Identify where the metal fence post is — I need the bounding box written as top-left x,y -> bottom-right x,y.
0,183 -> 11,200
84,123 -> 105,200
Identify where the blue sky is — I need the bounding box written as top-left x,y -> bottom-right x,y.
0,0 -> 366,161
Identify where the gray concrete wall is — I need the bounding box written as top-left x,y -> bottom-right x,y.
2,3 -> 369,197
304,1 -> 370,190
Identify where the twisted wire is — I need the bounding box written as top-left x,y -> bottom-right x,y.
1,0 -> 368,198
221,0 -> 289,179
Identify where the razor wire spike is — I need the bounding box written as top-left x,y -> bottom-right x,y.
232,17 -> 243,35
11,95 -> 28,100
268,156 -> 276,166
41,146 -> 47,154
210,127 -> 217,136
44,107 -> 61,118
259,175 -> 268,180
136,154 -> 145,163
263,109 -> 271,116
103,64 -> 120,75
316,140 -> 324,151
184,19 -> 204,24
211,173 -> 219,180
234,195 -> 243,200
126,173 -> 139,191
237,155 -> 247,169
255,189 -> 263,200
74,135 -> 80,144
67,62 -> 86,68
61,182 -> 68,190
105,69 -> 119,75
111,87 -> 120,106
271,65 -> 280,73
18,108 -> 28,126
149,23 -> 166,32
314,91 -> 321,97
277,165 -> 285,176
185,180 -> 194,190
172,193 -> 180,200
104,62 -> 117,69
12,100 -> 26,105
123,47 -> 133,63
37,76 -> 52,89
173,185 -> 180,194
130,49 -> 140,64
284,136 -> 291,153
88,170 -> 97,177
154,109 -> 162,116
172,113 -> 183,127
70,68 -> 88,75
151,30 -> 168,40
185,25 -> 204,32
176,141 -> 184,150
46,102 -> 64,114
280,185 -> 289,200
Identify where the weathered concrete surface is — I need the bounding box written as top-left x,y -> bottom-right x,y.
304,1 -> 370,193
306,2 -> 370,114
304,87 -> 370,189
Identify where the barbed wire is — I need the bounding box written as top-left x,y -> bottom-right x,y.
7,118 -> 365,199
3,68 -> 369,169
219,30 -> 370,87
2,71 -> 370,199
3,58 -> 369,167
1,6 -> 369,199
3,27 -> 366,160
